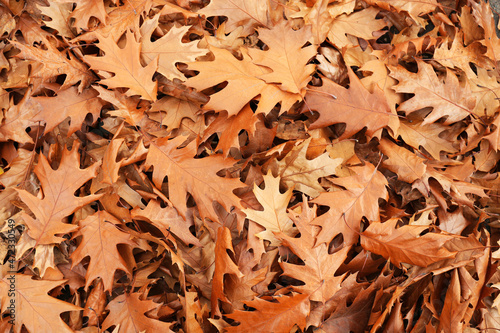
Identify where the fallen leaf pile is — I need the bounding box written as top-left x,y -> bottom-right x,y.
3,0 -> 500,331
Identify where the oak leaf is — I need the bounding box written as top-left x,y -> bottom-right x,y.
199,0 -> 270,35
275,138 -> 342,197
145,136 -> 245,221
31,86 -> 103,136
70,0 -> 107,33
0,91 -> 41,143
398,120 -> 456,160
94,85 -> 147,127
131,200 -> 201,246
211,226 -> 244,317
389,60 -> 476,124
312,163 -> 389,245
77,0 -> 154,43
226,293 -> 310,333
327,7 -> 386,48
360,219 -> 458,267
434,33 -> 491,79
17,143 -> 102,245
11,40 -> 93,92
364,0 -> 440,26
202,104 -> 258,157
70,211 -> 137,292
320,283 -> 377,333
38,1 -> 74,38
101,292 -> 174,332
278,202 -> 349,302
437,269 -> 469,332
149,96 -> 201,129
141,14 -> 208,81
84,30 -> 158,101
379,138 -> 426,183
0,275 -> 81,333
243,172 -> 295,245
304,68 -> 392,138
186,46 -> 299,116
248,20 -> 316,95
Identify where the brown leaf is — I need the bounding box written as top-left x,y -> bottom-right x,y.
379,137 -> 426,183
211,226 -> 244,317
32,86 -> 103,136
11,41 -> 94,91
0,275 -> 81,333
186,46 -> 299,116
71,211 -> 137,292
248,20 -> 316,95
84,30 -> 158,101
131,200 -> 201,246
304,68 -> 392,138
199,0 -> 270,35
141,14 -> 208,81
101,292 -> 174,332
226,293 -> 310,332
243,172 -> 295,245
145,136 -> 245,221
278,202 -> 349,302
389,60 -> 476,124
17,143 -> 102,244
360,219 -> 457,267
312,163 -> 389,245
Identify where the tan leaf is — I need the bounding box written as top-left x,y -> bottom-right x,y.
389,60 -> 476,124
0,275 -> 81,333
71,211 -> 136,292
243,172 -> 295,245
17,143 -> 102,244
379,138 -> 426,183
312,163 -> 389,245
304,68 -> 392,138
276,138 -> 342,197
141,14 -> 208,81
360,219 -> 457,267
248,20 -> 316,95
84,30 -> 158,101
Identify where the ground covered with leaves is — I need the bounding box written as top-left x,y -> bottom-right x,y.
2,0 -> 500,332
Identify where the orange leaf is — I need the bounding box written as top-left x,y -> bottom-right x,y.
145,136 -> 245,221
17,143 -> 102,245
0,275 -> 81,333
360,219 -> 457,267
304,68 -> 392,138
101,292 -> 174,332
84,30 -> 158,101
71,211 -> 137,292
226,293 -> 310,332
312,163 -> 388,245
